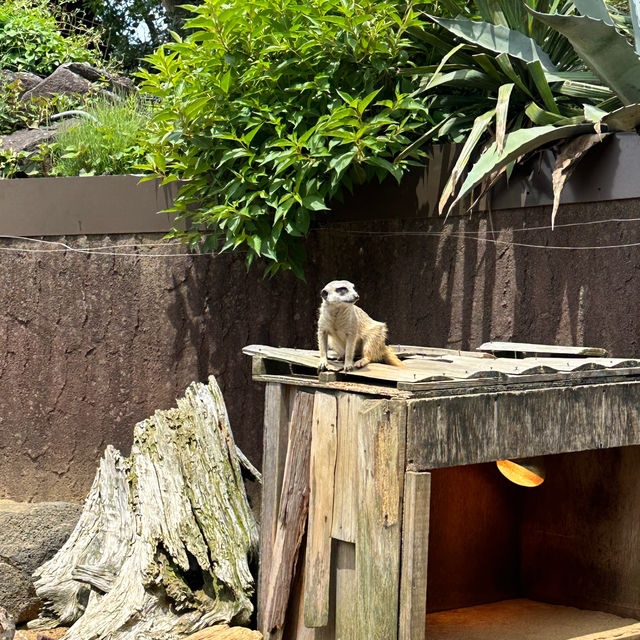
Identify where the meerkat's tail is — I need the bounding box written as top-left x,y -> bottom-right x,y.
383,347 -> 407,368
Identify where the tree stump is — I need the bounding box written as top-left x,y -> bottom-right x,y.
29,377 -> 259,640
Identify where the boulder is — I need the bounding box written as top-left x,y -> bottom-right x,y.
21,67 -> 92,101
0,71 -> 42,93
0,501 -> 82,623
59,63 -> 134,95
0,126 -> 59,153
0,607 -> 15,640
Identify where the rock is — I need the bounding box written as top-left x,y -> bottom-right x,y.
0,126 -> 58,153
0,501 -> 82,623
0,118 -> 79,153
183,626 -> 263,640
1,607 -> 15,640
21,67 -> 92,101
59,63 -> 134,95
0,71 -> 42,93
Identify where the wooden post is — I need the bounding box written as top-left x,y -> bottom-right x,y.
262,390 -> 315,640
304,392 -> 338,628
332,394 -> 365,544
356,399 -> 407,640
399,471 -> 431,640
258,384 -> 291,632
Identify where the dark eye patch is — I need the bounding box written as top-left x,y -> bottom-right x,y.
336,287 -> 348,294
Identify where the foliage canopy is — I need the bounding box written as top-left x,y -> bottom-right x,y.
138,0 -> 439,277
0,0 -> 103,75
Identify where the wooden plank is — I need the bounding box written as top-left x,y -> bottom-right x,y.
399,472 -> 431,640
398,366 -> 640,392
258,384 -> 291,632
406,381 -> 640,470
332,394 -> 364,544
391,345 -> 495,359
477,341 -> 608,357
334,541 -> 358,640
263,390 -> 315,640
284,536 -> 335,640
356,399 -> 407,640
304,392 -> 338,628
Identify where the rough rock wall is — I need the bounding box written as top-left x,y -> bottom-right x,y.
1,184 -> 640,504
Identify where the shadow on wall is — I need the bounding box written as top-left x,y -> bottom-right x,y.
319,169 -> 640,357
3,169 -> 640,505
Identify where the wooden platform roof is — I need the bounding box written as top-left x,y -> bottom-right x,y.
244,343 -> 640,396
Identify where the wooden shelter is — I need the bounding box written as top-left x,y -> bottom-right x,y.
244,342 -> 640,640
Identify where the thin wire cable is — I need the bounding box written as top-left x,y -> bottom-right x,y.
2,214 -> 640,257
315,227 -> 640,250
316,216 -> 640,235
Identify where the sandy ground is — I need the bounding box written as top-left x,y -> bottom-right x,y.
15,628 -> 68,640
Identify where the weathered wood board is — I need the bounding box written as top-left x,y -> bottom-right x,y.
356,399 -> 406,640
262,390 -> 315,640
258,384 -> 291,631
331,394 -> 364,544
304,393 -> 338,628
477,341 -> 608,357
399,472 -> 431,640
407,382 -> 640,470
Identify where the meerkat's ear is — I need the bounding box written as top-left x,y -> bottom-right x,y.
321,289 -> 328,299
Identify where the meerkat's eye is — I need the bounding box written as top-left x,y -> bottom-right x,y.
336,287 -> 348,294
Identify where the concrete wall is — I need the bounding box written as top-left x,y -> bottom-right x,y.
2,165 -> 640,505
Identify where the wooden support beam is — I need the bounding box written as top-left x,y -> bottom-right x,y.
356,399 -> 407,640
332,394 -> 364,544
304,392 -> 338,628
258,384 -> 291,632
262,390 -> 315,640
399,471 -> 431,640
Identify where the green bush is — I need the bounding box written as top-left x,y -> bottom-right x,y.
0,77 -> 87,135
50,95 -> 147,176
138,0 -> 437,277
0,0 -> 103,75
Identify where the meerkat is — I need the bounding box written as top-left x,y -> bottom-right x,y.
317,280 -> 405,372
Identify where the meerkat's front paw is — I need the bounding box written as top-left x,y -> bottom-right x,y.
318,358 -> 329,373
343,363 -> 354,372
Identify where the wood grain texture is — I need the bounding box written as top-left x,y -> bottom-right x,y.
356,399 -> 407,640
334,541 -> 358,640
31,377 -> 259,640
283,537 -> 335,640
263,390 -> 315,639
304,392 -> 338,628
407,382 -> 640,470
477,341 -> 608,357
399,472 -> 431,640
331,394 -> 364,544
258,384 -> 291,632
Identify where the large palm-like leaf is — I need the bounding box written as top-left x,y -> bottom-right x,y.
401,0 -> 640,216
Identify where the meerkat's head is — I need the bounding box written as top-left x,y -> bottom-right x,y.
321,280 -> 359,305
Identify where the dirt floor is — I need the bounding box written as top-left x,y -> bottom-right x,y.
15,627 -> 68,640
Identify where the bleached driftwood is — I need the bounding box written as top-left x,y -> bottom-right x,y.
30,376 -> 259,640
